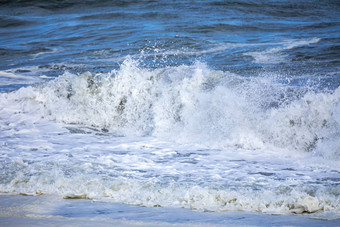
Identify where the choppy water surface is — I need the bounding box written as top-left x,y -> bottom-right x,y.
0,0 -> 339,222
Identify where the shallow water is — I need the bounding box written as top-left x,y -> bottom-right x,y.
0,0 -> 339,224
0,195 -> 339,226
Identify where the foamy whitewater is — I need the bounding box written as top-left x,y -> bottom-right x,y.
0,0 -> 340,224
1,57 -> 339,217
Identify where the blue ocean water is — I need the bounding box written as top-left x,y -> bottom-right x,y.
0,0 -> 340,225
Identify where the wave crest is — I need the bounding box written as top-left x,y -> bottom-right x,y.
2,57 -> 339,156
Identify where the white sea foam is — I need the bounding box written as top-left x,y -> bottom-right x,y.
245,37 -> 321,64
0,70 -> 42,87
0,57 -> 339,217
30,48 -> 59,58
0,136 -> 339,216
2,174 -> 339,214
1,56 -> 338,154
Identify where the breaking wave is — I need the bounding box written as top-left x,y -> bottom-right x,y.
1,57 -> 339,157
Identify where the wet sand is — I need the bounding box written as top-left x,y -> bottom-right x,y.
0,194 -> 339,227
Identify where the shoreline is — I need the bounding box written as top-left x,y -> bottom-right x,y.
1,194 -> 339,227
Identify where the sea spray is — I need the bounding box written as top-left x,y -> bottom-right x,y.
1,57 -> 339,156
1,0 -> 339,222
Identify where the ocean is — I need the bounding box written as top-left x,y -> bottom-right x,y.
0,0 -> 339,226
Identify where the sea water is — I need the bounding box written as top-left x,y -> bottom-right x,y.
0,0 -> 339,225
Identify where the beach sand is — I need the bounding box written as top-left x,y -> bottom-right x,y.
0,195 -> 339,227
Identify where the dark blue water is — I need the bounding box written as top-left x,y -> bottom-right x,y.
0,0 -> 339,92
